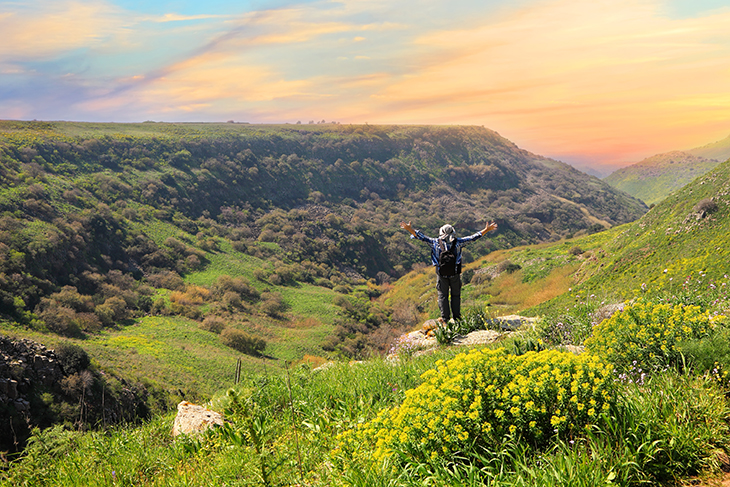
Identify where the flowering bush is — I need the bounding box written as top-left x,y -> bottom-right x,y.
335,348 -> 615,465
585,299 -> 723,373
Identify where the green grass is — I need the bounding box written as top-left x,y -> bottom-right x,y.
278,284 -> 339,324
77,316 -> 254,398
185,243 -> 269,288
4,347 -> 730,487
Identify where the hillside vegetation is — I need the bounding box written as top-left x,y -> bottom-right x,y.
0,120 -> 647,451
387,155 -> 730,326
689,133 -> 730,161
0,120 -> 646,354
603,132 -> 730,206
4,123 -> 730,485
603,151 -> 722,206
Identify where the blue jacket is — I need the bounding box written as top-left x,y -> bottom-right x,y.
412,229 -> 483,273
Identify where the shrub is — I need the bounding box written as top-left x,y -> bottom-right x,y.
50,286 -> 94,312
568,246 -> 584,256
55,343 -> 90,374
37,303 -> 82,337
212,275 -> 259,301
146,270 -> 185,290
75,312 -> 102,333
498,260 -> 521,274
336,349 -> 615,465
222,291 -> 243,309
200,315 -> 227,334
694,198 -> 718,216
95,296 -> 129,325
259,292 -> 285,317
220,328 -> 266,356
585,299 -> 723,373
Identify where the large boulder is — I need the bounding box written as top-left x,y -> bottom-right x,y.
172,401 -> 225,437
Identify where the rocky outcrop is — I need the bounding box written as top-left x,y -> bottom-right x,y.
172,401 -> 225,436
387,315 -> 540,361
0,336 -> 65,413
1,334 -> 155,453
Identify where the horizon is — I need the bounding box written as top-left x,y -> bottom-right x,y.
3,0 -> 730,169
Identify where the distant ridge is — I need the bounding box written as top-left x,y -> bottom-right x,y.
688,133 -> 730,161
603,150 -> 721,206
565,154 -> 730,301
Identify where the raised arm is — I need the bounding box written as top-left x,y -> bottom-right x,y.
480,221 -> 498,236
400,221 -> 417,237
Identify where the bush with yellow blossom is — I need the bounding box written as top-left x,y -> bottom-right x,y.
585,299 -> 724,373
334,348 -> 615,465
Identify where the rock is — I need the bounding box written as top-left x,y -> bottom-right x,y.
405,329 -> 437,348
7,380 -> 18,400
452,330 -> 503,346
13,398 -> 30,412
484,315 -> 538,331
172,401 -> 224,437
422,318 -> 441,332
421,318 -> 444,337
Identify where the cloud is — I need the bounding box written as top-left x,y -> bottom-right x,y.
5,0 -> 730,164
355,0 -> 730,163
0,0 -> 128,59
151,13 -> 230,23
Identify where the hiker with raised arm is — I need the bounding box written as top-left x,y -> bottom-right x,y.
400,221 -> 498,323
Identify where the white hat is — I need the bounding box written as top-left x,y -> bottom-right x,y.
439,224 -> 455,243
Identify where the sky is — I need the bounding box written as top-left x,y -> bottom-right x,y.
2,0 -> 730,170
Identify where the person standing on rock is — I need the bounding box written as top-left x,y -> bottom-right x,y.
400,221 -> 498,323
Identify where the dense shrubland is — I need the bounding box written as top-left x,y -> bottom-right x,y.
0,121 -> 644,337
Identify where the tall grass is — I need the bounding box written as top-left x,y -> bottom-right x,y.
6,349 -> 730,487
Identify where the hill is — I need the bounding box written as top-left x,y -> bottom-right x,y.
3,123 -> 730,486
558,155 -> 730,303
689,133 -> 730,161
384,152 -> 730,324
603,150 -> 722,206
0,120 -> 645,333
0,120 -> 648,448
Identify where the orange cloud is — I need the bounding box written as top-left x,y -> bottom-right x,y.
356,0 -> 730,163
0,1 -> 126,59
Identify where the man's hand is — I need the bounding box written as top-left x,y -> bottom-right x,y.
400,221 -> 417,237
481,221 -> 498,235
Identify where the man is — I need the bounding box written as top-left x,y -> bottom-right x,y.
400,220 -> 498,323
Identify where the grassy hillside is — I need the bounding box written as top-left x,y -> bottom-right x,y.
387,155 -> 730,323
0,119 -> 649,452
603,150 -> 722,205
561,157 -> 730,301
5,318 -> 730,486
0,120 -> 647,361
689,133 -> 730,160
4,123 -> 730,486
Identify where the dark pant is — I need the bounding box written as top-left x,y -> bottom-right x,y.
436,272 -> 462,321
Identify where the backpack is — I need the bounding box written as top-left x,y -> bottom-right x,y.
438,239 -> 459,277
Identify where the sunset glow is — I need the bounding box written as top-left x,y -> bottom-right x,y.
2,0 -> 730,167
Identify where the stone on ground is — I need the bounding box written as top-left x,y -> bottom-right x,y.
172,401 -> 224,437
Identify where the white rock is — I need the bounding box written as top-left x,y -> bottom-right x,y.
172,401 -> 224,437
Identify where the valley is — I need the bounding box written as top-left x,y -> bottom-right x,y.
2,121 -> 730,486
